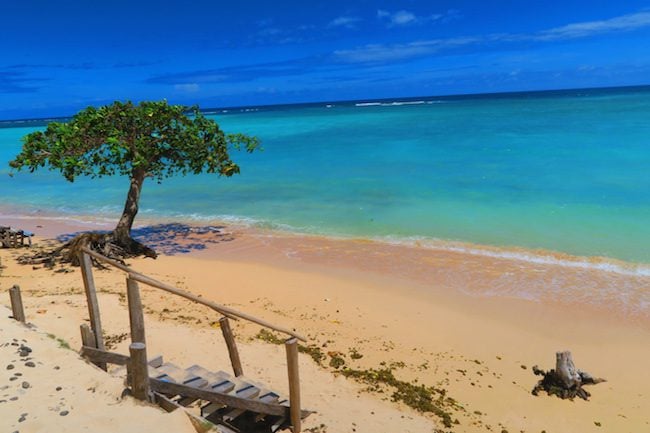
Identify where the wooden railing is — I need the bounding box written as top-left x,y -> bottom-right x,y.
77,246 -> 304,432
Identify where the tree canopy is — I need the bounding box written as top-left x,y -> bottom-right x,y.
10,100 -> 258,183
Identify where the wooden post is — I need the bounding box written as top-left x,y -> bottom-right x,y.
80,323 -> 97,348
220,317 -> 243,377
9,285 -> 26,323
79,252 -> 105,352
129,342 -> 151,402
126,277 -> 146,344
285,338 -> 301,433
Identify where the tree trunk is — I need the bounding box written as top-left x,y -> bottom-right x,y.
15,167 -> 157,266
114,168 -> 145,245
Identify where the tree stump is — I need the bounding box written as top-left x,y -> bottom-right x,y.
532,351 -> 605,400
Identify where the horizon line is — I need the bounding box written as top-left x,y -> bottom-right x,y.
1,83 -> 649,124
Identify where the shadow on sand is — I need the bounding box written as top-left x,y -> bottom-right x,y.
56,223 -> 235,255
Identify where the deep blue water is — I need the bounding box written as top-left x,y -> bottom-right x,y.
1,86 -> 649,263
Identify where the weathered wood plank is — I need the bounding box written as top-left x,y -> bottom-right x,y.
186,364 -> 225,382
219,317 -> 243,377
80,324 -> 97,349
150,378 -> 288,416
176,376 -> 214,407
204,384 -> 260,421
200,380 -> 241,414
211,380 -> 236,394
156,363 -> 195,383
130,342 -> 151,402
79,252 -> 106,361
253,392 -> 281,422
286,338 -> 301,433
9,285 -> 26,323
80,346 -> 130,365
154,391 -> 181,413
201,401 -> 225,418
126,277 -> 146,344
148,355 -> 163,368
234,384 -> 260,399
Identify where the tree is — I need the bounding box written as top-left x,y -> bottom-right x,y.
10,100 -> 258,261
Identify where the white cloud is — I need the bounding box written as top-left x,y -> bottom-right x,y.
334,37 -> 479,63
391,10 -> 417,26
338,11 -> 650,63
377,9 -> 417,26
377,9 -> 454,27
377,10 -> 389,19
534,11 -> 650,40
174,83 -> 200,93
329,16 -> 362,29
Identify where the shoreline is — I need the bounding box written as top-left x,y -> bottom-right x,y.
3,210 -> 650,325
3,207 -> 650,272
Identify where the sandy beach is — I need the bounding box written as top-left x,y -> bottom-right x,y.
2,217 -> 650,433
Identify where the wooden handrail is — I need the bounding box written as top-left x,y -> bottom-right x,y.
80,247 -> 306,342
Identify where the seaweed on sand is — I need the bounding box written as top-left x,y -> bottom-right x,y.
340,367 -> 460,428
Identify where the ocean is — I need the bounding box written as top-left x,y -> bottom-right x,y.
1,86 -> 650,265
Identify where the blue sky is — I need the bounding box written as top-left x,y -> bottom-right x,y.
1,1 -> 650,119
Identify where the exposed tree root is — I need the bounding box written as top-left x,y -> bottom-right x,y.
18,232 -> 157,268
532,351 -> 606,400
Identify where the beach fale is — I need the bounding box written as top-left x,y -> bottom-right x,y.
76,246 -> 311,433
0,226 -> 33,248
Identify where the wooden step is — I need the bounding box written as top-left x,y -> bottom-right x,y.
152,362 -> 209,402
186,364 -> 232,382
223,390 -> 278,422
234,383 -> 260,399
187,365 -> 268,400
197,379 -> 238,414
155,363 -> 207,386
111,354 -> 163,377
202,383 -> 261,421
268,399 -> 290,430
176,364 -> 235,407
177,377 -> 235,407
252,392 -> 281,422
148,355 -> 164,368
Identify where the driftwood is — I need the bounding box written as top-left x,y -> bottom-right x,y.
532,351 -> 605,400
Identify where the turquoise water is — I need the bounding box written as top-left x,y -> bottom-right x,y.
1,87 -> 650,263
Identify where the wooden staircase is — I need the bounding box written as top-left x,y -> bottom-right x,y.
148,361 -> 296,432
77,247 -> 311,432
